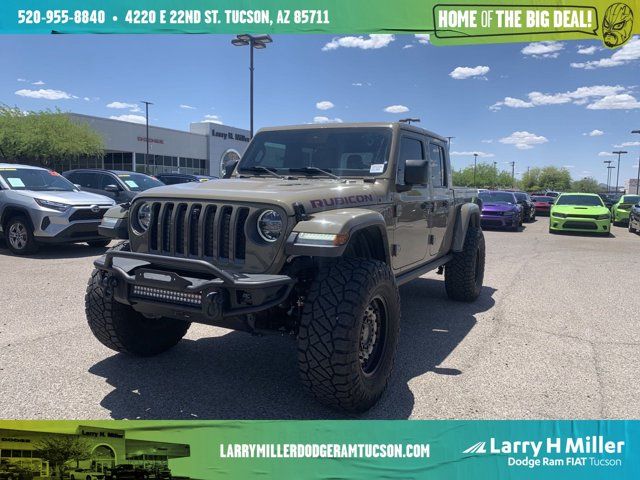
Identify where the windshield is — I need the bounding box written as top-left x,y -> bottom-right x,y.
514,192 -> 528,201
117,173 -> 164,192
555,195 -> 604,207
532,196 -> 554,203
478,192 -> 516,203
0,167 -> 76,192
238,128 -> 392,177
621,195 -> 640,204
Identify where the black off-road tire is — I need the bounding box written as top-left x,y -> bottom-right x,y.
297,258 -> 400,412
5,215 -> 39,255
85,241 -> 190,356
445,225 -> 485,302
87,239 -> 111,248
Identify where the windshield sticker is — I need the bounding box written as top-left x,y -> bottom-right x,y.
124,180 -> 139,188
7,177 -> 25,188
118,174 -> 130,178
369,164 -> 385,173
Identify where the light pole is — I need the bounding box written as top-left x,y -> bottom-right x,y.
612,150 -> 627,194
493,161 -> 498,188
141,100 -> 153,171
509,161 -> 515,188
603,160 -> 612,192
607,165 -> 615,192
232,34 -> 273,138
632,130 -> 640,194
473,153 -> 478,187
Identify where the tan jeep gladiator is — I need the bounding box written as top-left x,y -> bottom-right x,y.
89,122 -> 485,412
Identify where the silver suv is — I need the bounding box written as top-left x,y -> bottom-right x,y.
0,163 -> 115,255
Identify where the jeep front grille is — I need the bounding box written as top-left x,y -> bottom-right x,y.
145,201 -> 250,262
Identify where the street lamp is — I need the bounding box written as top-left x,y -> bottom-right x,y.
607,165 -> 615,193
509,161 -> 515,188
612,150 -> 628,194
232,34 -> 273,138
141,100 -> 153,172
603,160 -> 612,192
473,153 -> 478,187
632,130 -> 640,194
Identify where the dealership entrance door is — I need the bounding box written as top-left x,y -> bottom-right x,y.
91,445 -> 116,473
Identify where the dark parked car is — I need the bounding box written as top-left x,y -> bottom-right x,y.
62,170 -> 164,204
155,173 -> 217,185
104,465 -> 147,480
598,193 -> 622,209
513,191 -> 536,222
478,190 -> 523,231
531,195 -> 555,216
629,200 -> 640,234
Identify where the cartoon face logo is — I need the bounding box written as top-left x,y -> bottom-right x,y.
602,3 -> 634,47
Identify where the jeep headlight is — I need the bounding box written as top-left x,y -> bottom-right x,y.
257,209 -> 283,242
133,202 -> 152,233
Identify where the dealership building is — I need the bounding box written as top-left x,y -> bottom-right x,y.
0,425 -> 190,477
57,113 -> 251,177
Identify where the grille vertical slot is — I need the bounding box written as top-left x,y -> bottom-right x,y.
235,208 -> 249,260
219,206 -> 233,260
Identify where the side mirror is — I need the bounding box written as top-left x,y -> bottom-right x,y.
104,184 -> 120,193
404,159 -> 430,186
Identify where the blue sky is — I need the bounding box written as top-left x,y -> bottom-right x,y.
1,34 -> 639,183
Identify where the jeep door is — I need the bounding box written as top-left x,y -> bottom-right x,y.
427,140 -> 453,257
393,134 -> 430,270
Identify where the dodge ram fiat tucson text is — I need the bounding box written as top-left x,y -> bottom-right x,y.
89,123 -> 486,412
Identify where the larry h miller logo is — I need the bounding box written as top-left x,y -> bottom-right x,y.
462,436 -> 626,469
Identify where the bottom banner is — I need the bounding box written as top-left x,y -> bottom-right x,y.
0,420 -> 637,479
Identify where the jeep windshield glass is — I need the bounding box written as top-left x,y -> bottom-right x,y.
555,195 -> 604,207
0,168 -> 76,191
478,192 -> 516,204
117,173 -> 164,191
238,127 -> 392,177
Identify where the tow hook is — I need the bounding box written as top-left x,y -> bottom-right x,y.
204,291 -> 224,319
101,273 -> 118,298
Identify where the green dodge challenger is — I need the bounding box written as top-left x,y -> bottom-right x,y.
549,193 -> 611,235
611,194 -> 640,225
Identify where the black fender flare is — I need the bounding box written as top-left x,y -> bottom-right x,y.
451,203 -> 481,252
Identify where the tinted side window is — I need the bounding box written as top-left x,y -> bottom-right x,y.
76,172 -> 99,189
399,137 -> 424,162
99,174 -> 118,189
428,143 -> 446,187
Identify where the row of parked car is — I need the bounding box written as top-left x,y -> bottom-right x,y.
0,163 -> 217,255
477,187 -> 640,236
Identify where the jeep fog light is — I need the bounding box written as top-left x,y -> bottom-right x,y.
257,209 -> 283,242
297,232 -> 349,246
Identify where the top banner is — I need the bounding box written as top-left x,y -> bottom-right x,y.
1,0 -> 639,47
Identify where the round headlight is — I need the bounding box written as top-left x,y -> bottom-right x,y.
136,202 -> 152,232
257,209 -> 283,242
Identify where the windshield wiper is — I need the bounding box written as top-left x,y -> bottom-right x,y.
240,166 -> 285,179
288,166 -> 341,179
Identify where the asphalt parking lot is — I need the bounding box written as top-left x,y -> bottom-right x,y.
1,218 -> 639,420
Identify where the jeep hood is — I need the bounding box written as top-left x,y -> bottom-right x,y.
13,189 -> 115,206
136,178 -> 389,214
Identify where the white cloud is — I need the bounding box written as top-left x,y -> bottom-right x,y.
584,129 -> 604,136
563,165 -> 575,169
481,139 -> 493,143
15,88 -> 75,100
449,65 -> 490,80
415,34 -> 430,44
403,45 -> 414,49
83,97 -> 90,102
577,45 -> 598,55
384,105 -> 409,114
17,78 -> 27,82
352,82 -> 364,86
180,104 -> 196,110
313,116 -> 343,124
450,151 -> 495,158
490,85 -> 629,110
109,114 -> 146,124
322,34 -> 394,51
598,151 -> 616,157
202,114 -> 223,124
499,131 -> 548,150
614,141 -> 640,148
107,101 -> 137,109
586,94 -> 640,110
521,41 -> 564,58
32,80 -> 45,86
316,100 -> 335,110
571,36 -> 640,69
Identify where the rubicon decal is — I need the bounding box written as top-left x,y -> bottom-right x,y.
309,194 -> 374,209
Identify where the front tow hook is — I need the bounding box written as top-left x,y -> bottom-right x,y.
101,274 -> 118,299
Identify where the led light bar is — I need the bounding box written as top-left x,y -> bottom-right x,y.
132,285 -> 202,306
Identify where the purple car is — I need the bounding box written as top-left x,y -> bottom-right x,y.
478,191 -> 523,231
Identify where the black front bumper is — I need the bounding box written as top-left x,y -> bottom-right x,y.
94,251 -> 295,327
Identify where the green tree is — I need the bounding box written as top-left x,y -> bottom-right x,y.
453,162 -> 516,189
34,435 -> 92,478
520,166 -> 571,192
571,177 -> 600,193
0,105 -> 104,168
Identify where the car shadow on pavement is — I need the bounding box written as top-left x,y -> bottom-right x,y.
0,239 -> 111,259
88,278 -> 496,420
